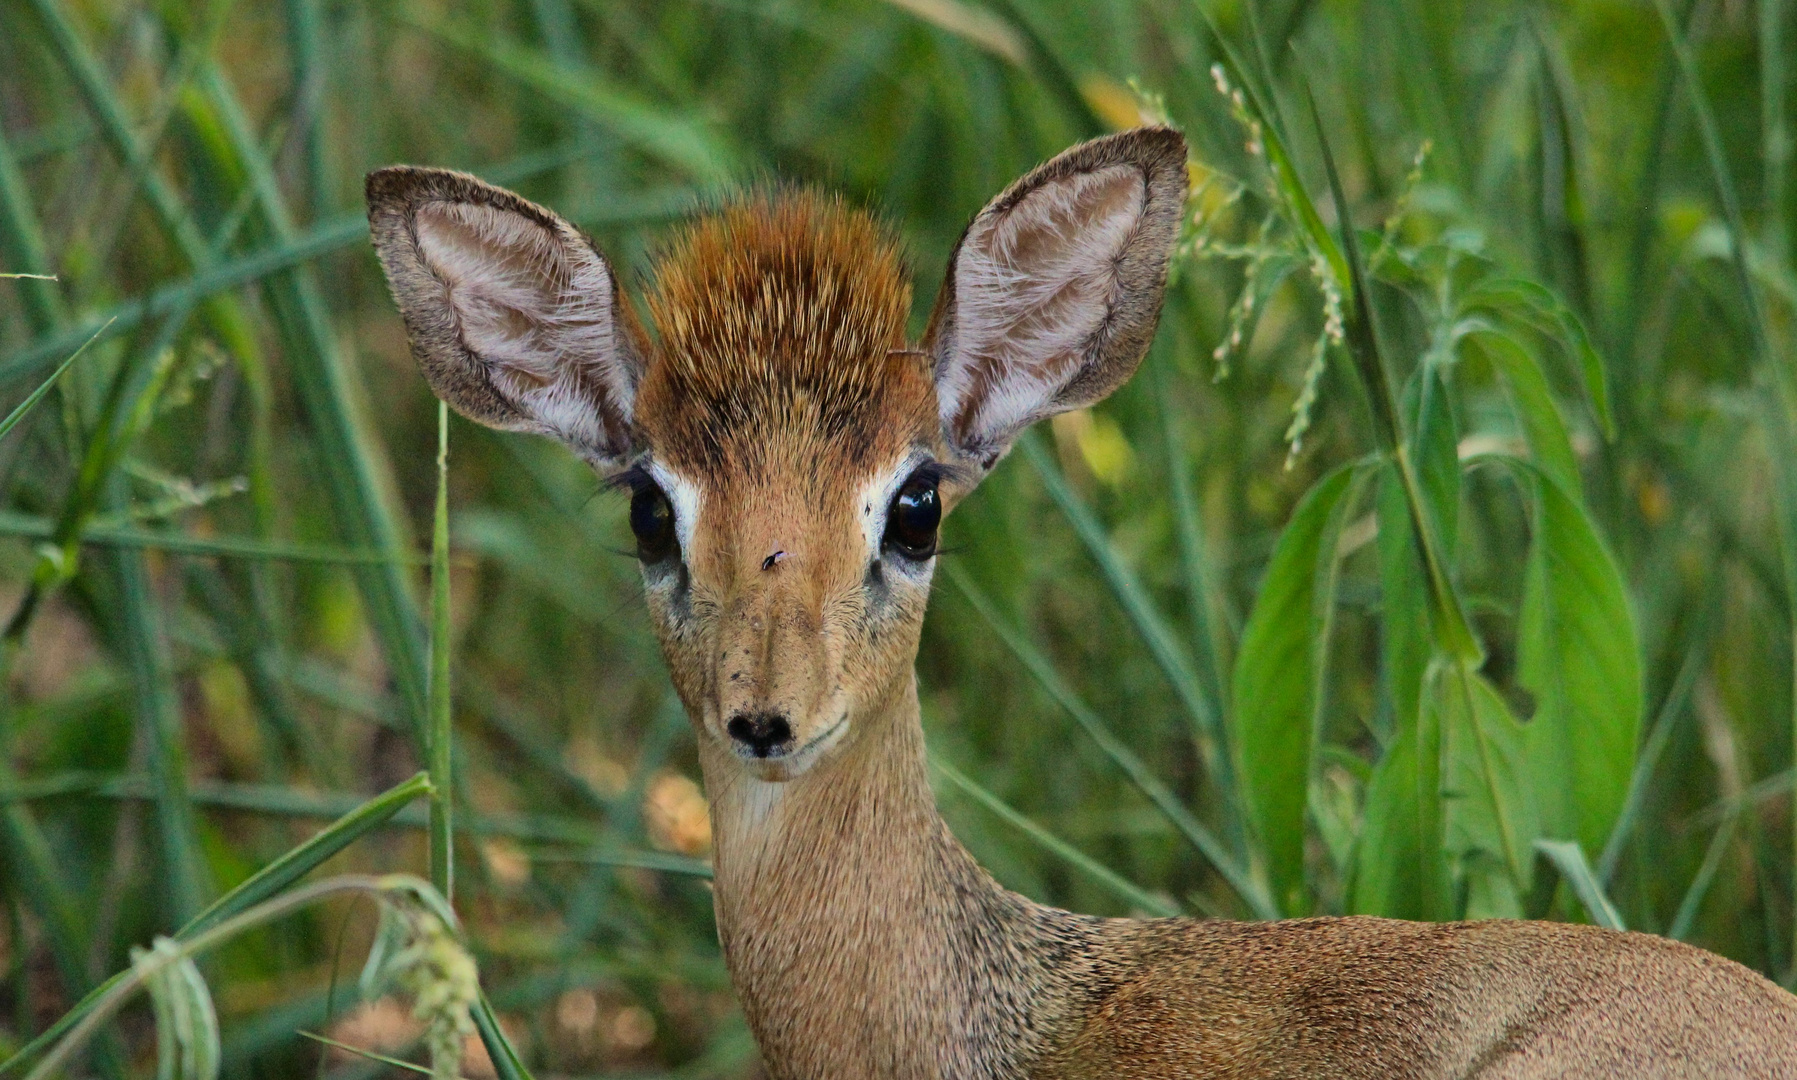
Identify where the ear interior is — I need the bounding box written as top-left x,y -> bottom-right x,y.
367,167 -> 641,467
942,164 -> 1146,445
928,128 -> 1188,469
412,201 -> 608,395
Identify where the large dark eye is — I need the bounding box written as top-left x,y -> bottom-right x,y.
630,484 -> 677,563
882,471 -> 941,560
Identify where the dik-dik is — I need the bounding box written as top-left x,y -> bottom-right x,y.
368,128 -> 1797,1078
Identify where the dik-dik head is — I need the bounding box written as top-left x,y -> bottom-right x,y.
368,129 -> 1187,781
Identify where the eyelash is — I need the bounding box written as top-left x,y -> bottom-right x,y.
606,462 -> 657,496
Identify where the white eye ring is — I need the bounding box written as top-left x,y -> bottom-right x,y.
858,450 -> 934,559
647,462 -> 703,558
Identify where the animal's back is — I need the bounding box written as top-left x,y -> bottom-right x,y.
1036,916 -> 1797,1079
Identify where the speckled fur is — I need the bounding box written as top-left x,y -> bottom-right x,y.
368,129 -> 1797,1080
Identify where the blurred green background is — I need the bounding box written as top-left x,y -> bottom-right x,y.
1,0 -> 1795,1076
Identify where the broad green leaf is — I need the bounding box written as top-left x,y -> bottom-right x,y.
1458,276 -> 1614,437
1465,329 -> 1580,497
1233,463 -> 1361,914
1352,722 -> 1449,920
1510,458 -> 1642,856
1439,662 -> 1537,902
1357,462 -> 1455,922
1376,466 -> 1429,749
1413,364 -> 1461,556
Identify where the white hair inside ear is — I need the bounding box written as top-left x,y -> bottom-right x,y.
924,127 -> 1187,472
368,165 -> 644,468
937,163 -> 1146,453
412,201 -> 628,455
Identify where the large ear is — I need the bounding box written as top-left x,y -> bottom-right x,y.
366,166 -> 645,468
924,127 -> 1188,471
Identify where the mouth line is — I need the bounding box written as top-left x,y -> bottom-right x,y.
735,715 -> 846,765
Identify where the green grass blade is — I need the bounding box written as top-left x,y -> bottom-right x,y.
1598,606 -> 1712,883
0,85 -> 164,1080
429,401 -> 453,902
178,772 -> 432,938
1018,434 -> 1236,817
284,0 -> 330,221
1650,0 -> 1781,380
1150,349 -> 1232,710
1649,19 -> 1797,951
1767,397 -> 1797,970
408,18 -> 737,181
0,217 -> 364,382
19,0 -> 213,263
471,993 -> 535,1080
1669,809 -> 1740,941
113,545 -> 212,924
517,847 -> 712,877
1,772 -> 698,859
193,65 -> 434,748
931,755 -> 1180,917
1302,77 -> 1479,662
0,775 -> 431,1079
981,0 -> 1105,136
1532,840 -> 1625,930
0,511 -> 432,564
0,317 -> 108,442
877,0 -> 1027,65
1765,0 -> 1792,266
295,1032 -> 430,1077
944,562 -> 1274,918
0,758 -> 96,1015
0,130 -> 67,331
0,144 -> 678,386
1528,23 -> 1595,323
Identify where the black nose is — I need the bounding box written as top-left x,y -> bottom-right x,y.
726,711 -> 793,758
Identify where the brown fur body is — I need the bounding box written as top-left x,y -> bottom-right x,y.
702,676 -> 1797,1080
367,129 -> 1797,1080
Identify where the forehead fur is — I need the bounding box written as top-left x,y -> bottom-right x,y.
637,191 -> 933,480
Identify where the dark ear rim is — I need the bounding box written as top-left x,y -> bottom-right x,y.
364,165 -> 645,464
922,126 -> 1190,467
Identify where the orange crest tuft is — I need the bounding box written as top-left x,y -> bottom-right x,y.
638,191 -> 929,477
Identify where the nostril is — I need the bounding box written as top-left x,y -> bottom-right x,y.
726,711 -> 794,758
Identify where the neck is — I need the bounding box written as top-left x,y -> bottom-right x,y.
698,675 -> 1106,1080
